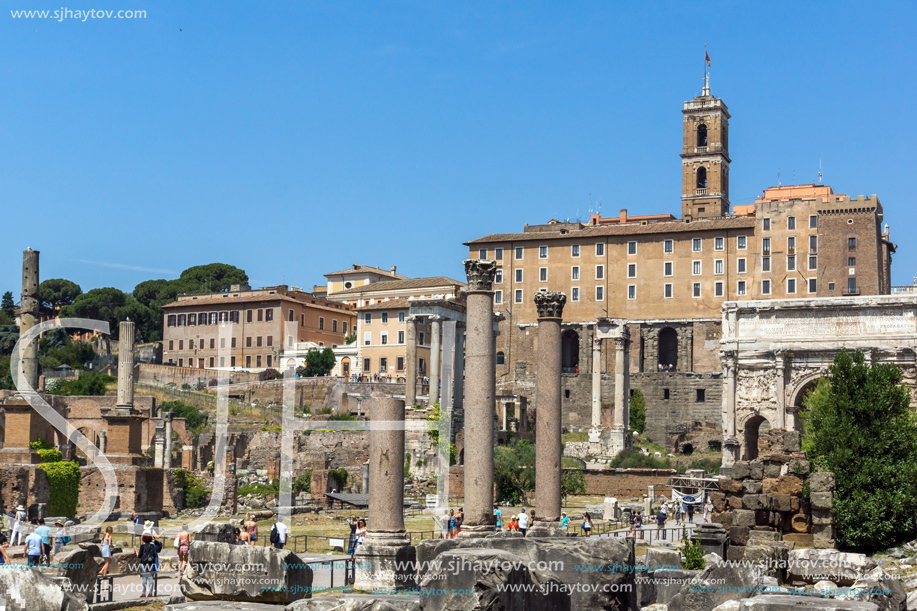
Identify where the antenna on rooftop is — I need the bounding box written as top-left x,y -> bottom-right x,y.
792,170 -> 796,185
778,168 -> 781,187
818,160 -> 823,185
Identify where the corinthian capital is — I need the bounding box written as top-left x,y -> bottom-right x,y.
464,259 -> 497,292
534,291 -> 566,319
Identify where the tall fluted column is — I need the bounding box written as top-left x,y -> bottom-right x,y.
591,338 -> 602,429
609,328 -> 631,456
404,316 -> 418,407
118,319 -> 136,407
721,350 -> 739,468
453,323 -> 465,411
775,350 -> 787,430
355,393 -> 415,590
429,316 -> 442,406
530,291 -> 566,536
20,248 -> 40,391
163,411 -> 174,469
460,259 -> 497,537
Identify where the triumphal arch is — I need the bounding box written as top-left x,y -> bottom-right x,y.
720,294 -> 917,467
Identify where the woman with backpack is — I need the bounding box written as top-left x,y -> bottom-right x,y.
133,533 -> 162,598
581,512 -> 593,536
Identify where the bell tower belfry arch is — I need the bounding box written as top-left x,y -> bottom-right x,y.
681,74 -> 731,219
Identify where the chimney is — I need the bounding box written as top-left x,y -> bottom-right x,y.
620,209 -> 628,224
390,266 -> 397,274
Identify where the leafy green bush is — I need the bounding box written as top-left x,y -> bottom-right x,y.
802,349 -> 917,553
293,472 -> 312,494
684,457 -> 721,474
30,438 -> 53,451
238,482 -> 279,496
317,406 -> 333,415
174,469 -> 211,509
630,389 -> 646,434
37,448 -> 63,463
160,400 -> 208,434
561,469 -> 586,500
329,468 -> 348,489
608,448 -> 672,470
329,412 -> 356,421
181,383 -> 192,391
40,461 -> 81,517
495,440 -> 535,505
259,368 -> 283,381
48,372 -> 116,396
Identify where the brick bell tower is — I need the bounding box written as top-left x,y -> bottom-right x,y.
681,73 -> 731,219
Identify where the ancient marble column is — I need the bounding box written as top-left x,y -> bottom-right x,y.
355,393 -> 415,590
404,316 -> 418,407
453,324 -> 465,411
591,337 -> 602,429
362,460 -> 370,494
610,329 -> 631,456
163,411 -> 174,469
530,291 -> 566,536
460,259 -> 497,537
775,350 -> 787,430
721,350 -> 739,468
20,248 -> 40,391
429,316 -> 443,406
118,319 -> 136,407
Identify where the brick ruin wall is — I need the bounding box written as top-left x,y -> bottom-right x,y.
710,432 -> 837,558
580,468 -> 676,499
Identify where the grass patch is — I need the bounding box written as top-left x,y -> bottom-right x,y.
562,431 -> 589,444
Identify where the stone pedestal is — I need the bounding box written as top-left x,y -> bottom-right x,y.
526,521 -> 568,538
459,259 -> 498,537
0,399 -> 44,464
534,291 -> 565,533
354,532 -> 416,590
101,408 -> 144,465
691,522 -> 729,558
154,433 -> 164,468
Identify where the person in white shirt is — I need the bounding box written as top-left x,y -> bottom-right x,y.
517,508 -> 530,536
12,506 -> 26,546
271,516 -> 288,549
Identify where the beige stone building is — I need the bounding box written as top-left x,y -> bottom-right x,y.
161,284 -> 356,372
464,79 -> 897,449
325,276 -> 465,380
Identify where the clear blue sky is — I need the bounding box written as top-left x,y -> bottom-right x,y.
2,1 -> 916,297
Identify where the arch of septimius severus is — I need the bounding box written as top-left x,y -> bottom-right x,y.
720,294 -> 917,467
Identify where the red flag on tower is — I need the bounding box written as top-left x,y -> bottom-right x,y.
705,50 -> 711,67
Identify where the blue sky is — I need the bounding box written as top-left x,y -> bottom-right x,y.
2,1 -> 915,297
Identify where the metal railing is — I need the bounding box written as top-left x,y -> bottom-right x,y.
90,570 -> 177,604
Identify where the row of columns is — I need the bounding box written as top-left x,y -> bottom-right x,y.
403,315 -> 465,409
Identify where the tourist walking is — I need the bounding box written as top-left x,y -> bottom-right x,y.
686,502 -> 695,524
704,499 -> 712,523
347,516 -> 358,555
0,539 -> 9,565
100,526 -> 113,576
12,505 -> 26,546
493,505 -> 502,530
245,514 -> 259,545
581,512 -> 593,536
562,511 -> 569,529
635,511 -> 644,539
133,533 -> 162,598
517,508 -> 529,537
507,515 -> 519,532
447,509 -> 457,539
269,516 -> 288,549
656,505 -> 667,533
175,525 -> 191,573
53,520 -> 69,555
456,508 -> 464,535
25,526 -> 43,568
34,518 -> 52,565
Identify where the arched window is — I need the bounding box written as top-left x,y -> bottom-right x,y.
496,351 -> 505,365
658,327 -> 678,371
561,330 -> 580,372
697,124 -> 707,147
696,167 -> 707,189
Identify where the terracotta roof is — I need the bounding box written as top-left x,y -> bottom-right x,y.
330,276 -> 466,297
358,298 -> 413,311
464,216 -> 756,245
324,265 -> 408,280
162,292 -> 354,315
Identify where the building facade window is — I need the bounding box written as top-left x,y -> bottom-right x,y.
515,269 -> 523,283
692,261 -> 702,275
398,330 -> 405,344
664,261 -> 673,277
664,239 -> 673,253
381,313 -> 388,324
595,243 -> 605,256
265,308 -> 273,321
762,279 -> 771,295
809,235 -> 817,251
692,238 -> 702,252
495,269 -> 503,284
364,332 -> 371,346
398,311 -> 405,323
762,256 -> 771,272
571,244 -> 580,257
714,259 -> 723,275
810,215 -> 818,229
664,283 -> 673,298
787,278 -> 797,294
288,309 -> 294,322
397,357 -> 405,370
737,281 -> 747,296
763,238 -> 771,253
571,266 -> 579,280
715,237 -> 724,251
737,235 -> 747,249
496,352 -> 505,365
596,286 -> 604,301
737,258 -> 746,273
596,265 -> 604,279
168,315 -> 176,327
247,310 -> 253,323
628,241 -> 637,255
319,317 -> 325,330
787,255 -> 796,271
515,290 -> 523,303
809,255 -> 817,270
479,249 -> 487,259
571,287 -> 579,301
788,236 -> 796,252
256,355 -> 262,368
332,320 -> 338,332
715,281 -> 723,297
494,290 -> 502,304
809,278 -> 817,293
495,248 -> 503,260
693,283 -> 701,298
419,332 -> 425,346
627,263 -> 636,278
256,336 -> 262,347
539,268 -> 548,282
763,218 -> 770,231
848,237 -> 857,250
515,247 -> 524,260
627,285 -> 635,300
788,216 -> 796,230
364,358 -> 371,372
539,245 -> 548,258
381,332 -> 388,345
364,312 -> 372,324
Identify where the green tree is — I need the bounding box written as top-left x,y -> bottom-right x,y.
0,326 -> 19,355
303,347 -> 336,377
630,389 -> 646,434
0,355 -> 14,390
39,279 -> 82,311
561,469 -> 587,502
494,440 -> 536,505
48,372 -> 115,396
802,349 -> 917,553
1,291 -> 14,317
160,400 -> 208,435
59,288 -> 155,341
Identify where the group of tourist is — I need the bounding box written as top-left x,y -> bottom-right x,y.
439,507 -> 463,538
1,506 -> 70,568
658,363 -> 677,372
499,507 -> 531,535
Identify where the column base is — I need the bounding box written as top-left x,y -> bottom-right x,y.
721,436 -> 739,472
590,426 -> 631,459
354,532 -> 416,592
526,521 -> 568,537
456,524 -> 496,539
